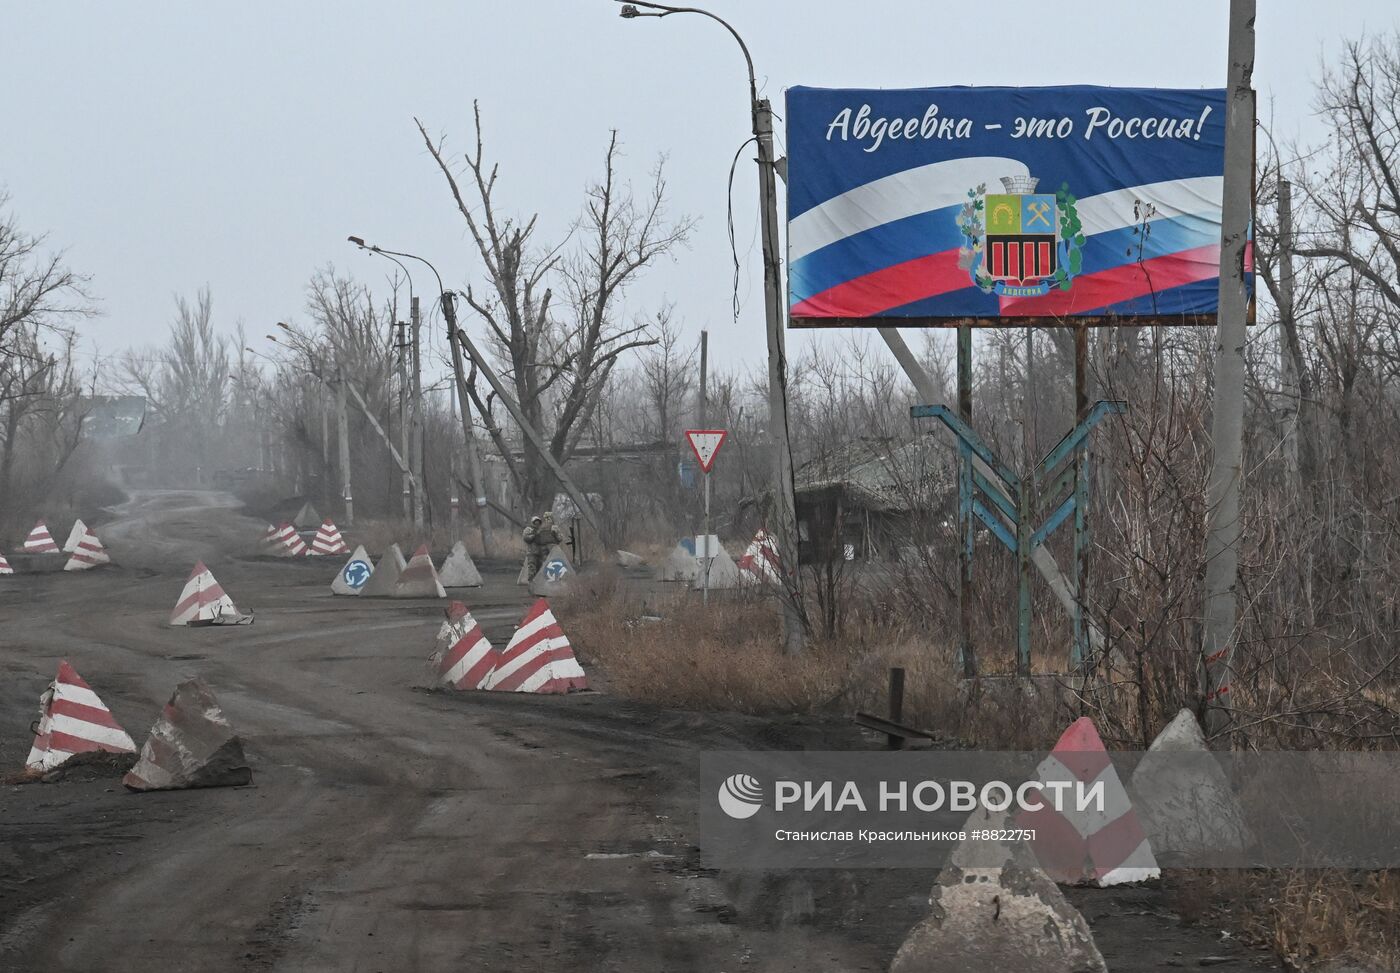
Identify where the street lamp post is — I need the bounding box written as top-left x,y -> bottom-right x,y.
616,1 -> 806,654
349,236 -> 497,556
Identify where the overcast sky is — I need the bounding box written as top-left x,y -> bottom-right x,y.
2,1 -> 1395,378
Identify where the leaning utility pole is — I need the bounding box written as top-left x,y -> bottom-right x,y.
756,97 -> 806,655
442,292 -> 496,556
1202,0 -> 1256,733
336,372 -> 354,526
410,295 -> 426,529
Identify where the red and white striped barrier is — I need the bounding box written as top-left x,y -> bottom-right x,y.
123,678 -> 251,791
22,520 -> 60,554
25,661 -> 136,773
1019,717 -> 1160,887
737,528 -> 782,585
63,525 -> 111,571
268,522 -> 307,557
170,561 -> 247,626
393,544 -> 446,598
257,524 -> 279,553
485,598 -> 589,694
436,602 -> 497,690
62,518 -> 88,553
0,550 -> 12,575
309,519 -> 349,556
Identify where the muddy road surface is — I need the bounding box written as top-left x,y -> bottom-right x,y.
1,491 -> 1278,971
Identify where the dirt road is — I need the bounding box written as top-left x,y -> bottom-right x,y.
0,491 -> 1278,971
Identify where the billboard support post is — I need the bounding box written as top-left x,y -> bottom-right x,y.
956,324 -> 976,679
1202,0 -> 1257,734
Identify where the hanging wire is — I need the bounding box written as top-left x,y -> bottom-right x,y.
727,135 -> 759,321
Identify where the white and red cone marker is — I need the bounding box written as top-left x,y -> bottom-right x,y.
169,561 -> 246,626
63,526 -> 111,571
309,519 -> 349,556
736,528 -> 782,585
269,522 -> 307,557
393,544 -> 447,598
656,541 -> 699,582
123,678 -> 252,791
435,601 -> 498,690
0,550 -> 13,575
485,598 -> 589,694
62,518 -> 88,553
22,520 -> 60,554
1019,717 -> 1160,887
438,540 -> 483,588
25,661 -> 136,773
359,544 -> 406,597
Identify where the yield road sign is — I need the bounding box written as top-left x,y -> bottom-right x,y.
685,430 -> 727,473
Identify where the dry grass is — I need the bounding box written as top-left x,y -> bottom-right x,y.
1174,869 -> 1400,971
557,569 -> 1086,749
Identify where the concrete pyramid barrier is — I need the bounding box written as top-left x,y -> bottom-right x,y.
22,520 -> 60,554
693,542 -> 740,590
1020,716 -> 1160,886
891,807 -> 1107,973
529,544 -> 575,597
62,518 -> 88,553
0,549 -> 15,575
123,678 -> 252,791
309,519 -> 349,556
268,522 -> 307,557
63,526 -> 111,571
1130,708 -> 1252,865
332,544 -> 374,596
485,598 -> 588,694
359,544 -> 407,598
25,661 -> 137,774
435,602 -> 498,691
292,501 -> 321,530
656,541 -> 700,582
438,541 -> 483,588
615,550 -> 645,568
256,524 -> 279,554
392,544 -> 447,598
737,528 -> 782,585
170,562 -> 250,625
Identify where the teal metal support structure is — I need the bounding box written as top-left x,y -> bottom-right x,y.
911,398 -> 1125,675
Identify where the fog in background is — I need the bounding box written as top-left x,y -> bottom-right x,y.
1,0 -> 1392,369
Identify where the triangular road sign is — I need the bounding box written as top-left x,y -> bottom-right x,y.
685,429 -> 727,473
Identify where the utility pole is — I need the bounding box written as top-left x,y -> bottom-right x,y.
1278,179 -> 1299,487
410,295 -> 426,529
1202,0 -> 1256,734
448,370 -> 460,532
336,372 -> 354,526
756,98 -> 806,655
395,318 -> 411,521
443,292 -> 496,556
699,329 -> 709,426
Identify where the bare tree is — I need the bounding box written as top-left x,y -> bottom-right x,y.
417,105 -> 693,514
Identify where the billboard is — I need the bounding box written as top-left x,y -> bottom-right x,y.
786,86 -> 1243,326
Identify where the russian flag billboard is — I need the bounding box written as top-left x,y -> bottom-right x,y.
786,86 -> 1240,326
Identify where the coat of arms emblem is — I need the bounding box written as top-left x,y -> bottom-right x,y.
958,175 -> 1085,298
